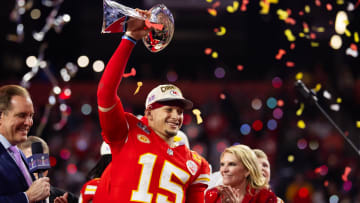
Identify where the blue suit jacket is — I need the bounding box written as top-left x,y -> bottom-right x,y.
0,143 -> 36,203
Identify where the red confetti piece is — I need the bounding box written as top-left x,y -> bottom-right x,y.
342,166 -> 351,182
299,11 -> 304,16
310,33 -> 316,39
204,48 -> 212,55
212,1 -> 221,8
275,49 -> 286,60
315,0 -> 321,7
145,19 -> 164,31
252,120 -> 263,131
213,28 -> 219,33
220,93 -> 226,100
207,8 -> 217,16
286,61 -> 295,67
123,67 -> 136,78
285,17 -> 296,25
277,99 -> 284,107
237,65 -> 244,71
290,43 -> 295,50
241,0 -> 249,11
324,180 -> 329,187
350,43 -> 358,51
326,3 -> 332,11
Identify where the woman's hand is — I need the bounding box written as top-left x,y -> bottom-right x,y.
217,185 -> 242,203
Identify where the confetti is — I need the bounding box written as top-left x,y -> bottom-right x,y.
219,93 -> 226,100
237,65 -> 244,71
330,104 -> 340,111
286,61 -> 295,67
241,0 -> 249,11
326,3 -> 333,11
342,166 -> 351,182
204,48 -> 212,55
192,109 -> 203,124
207,8 -> 217,16
337,98 -> 342,103
314,83 -> 322,92
355,32 -> 359,42
296,103 -> 304,116
295,72 -> 303,80
214,26 -> 226,36
323,90 -> 331,99
315,0 -> 321,7
356,121 -> 360,128
211,51 -> 219,59
290,43 -> 295,49
275,49 -> 286,60
304,5 -> 311,13
123,67 -> 136,78
297,120 -> 306,129
226,1 -> 239,13
134,81 -> 143,95
284,29 -> 296,42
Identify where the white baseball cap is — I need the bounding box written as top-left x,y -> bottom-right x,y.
100,142 -> 111,155
145,84 -> 193,110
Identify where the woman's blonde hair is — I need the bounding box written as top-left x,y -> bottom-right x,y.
221,144 -> 266,191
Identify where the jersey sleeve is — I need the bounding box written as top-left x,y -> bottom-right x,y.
97,36 -> 136,143
79,178 -> 100,203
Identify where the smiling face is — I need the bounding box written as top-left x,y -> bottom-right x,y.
258,157 -> 270,184
220,152 -> 249,188
146,105 -> 184,140
0,95 -> 34,145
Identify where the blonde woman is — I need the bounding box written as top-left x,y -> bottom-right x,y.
205,144 -> 276,203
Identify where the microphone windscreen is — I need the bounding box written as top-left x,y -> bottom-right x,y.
31,142 -> 43,154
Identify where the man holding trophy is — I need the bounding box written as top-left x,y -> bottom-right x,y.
93,2 -> 210,203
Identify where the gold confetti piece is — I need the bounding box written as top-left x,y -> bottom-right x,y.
354,32 -> 359,42
336,0 -> 344,5
299,32 -> 305,37
173,135 -> 182,142
345,29 -> 351,37
259,1 -> 270,15
297,120 -> 306,129
296,103 -> 304,116
317,27 -> 325,32
284,29 -> 296,41
134,81 -> 143,95
311,42 -> 320,47
314,83 -> 321,92
215,26 -> 226,36
269,0 -> 278,3
211,51 -> 218,58
227,1 -> 239,13
206,0 -> 212,2
295,72 -> 303,80
277,9 -> 288,20
337,97 -> 342,103
192,109 -> 203,124
356,121 -> 360,128
207,8 -> 217,16
305,5 -> 311,13
288,155 -> 295,162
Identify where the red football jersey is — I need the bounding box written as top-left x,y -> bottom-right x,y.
79,178 -> 100,203
94,108 -> 210,203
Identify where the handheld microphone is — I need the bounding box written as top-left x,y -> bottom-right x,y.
27,142 -> 51,178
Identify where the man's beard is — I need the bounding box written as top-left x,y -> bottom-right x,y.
165,129 -> 177,137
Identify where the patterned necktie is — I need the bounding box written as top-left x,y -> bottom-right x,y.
8,146 -> 33,186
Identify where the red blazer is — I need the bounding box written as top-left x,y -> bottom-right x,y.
205,186 -> 277,203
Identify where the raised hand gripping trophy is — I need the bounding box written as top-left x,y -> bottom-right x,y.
102,0 -> 174,53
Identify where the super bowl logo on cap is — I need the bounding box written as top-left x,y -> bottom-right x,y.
160,85 -> 176,92
186,160 -> 198,175
148,94 -> 155,103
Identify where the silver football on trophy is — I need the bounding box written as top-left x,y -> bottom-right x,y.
142,4 -> 174,53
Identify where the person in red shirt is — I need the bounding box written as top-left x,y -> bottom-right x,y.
205,144 -> 276,203
79,142 -> 112,203
93,10 -> 210,203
